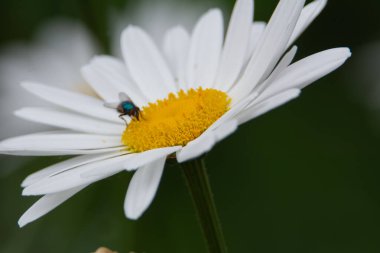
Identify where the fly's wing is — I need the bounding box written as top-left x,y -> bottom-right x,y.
119,92 -> 131,102
103,102 -> 119,109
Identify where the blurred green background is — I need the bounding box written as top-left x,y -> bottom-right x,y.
1,0 -> 380,252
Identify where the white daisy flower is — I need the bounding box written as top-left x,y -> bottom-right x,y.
0,19 -> 98,138
0,0 -> 350,227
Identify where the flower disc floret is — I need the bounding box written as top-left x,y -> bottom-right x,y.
122,88 -> 231,152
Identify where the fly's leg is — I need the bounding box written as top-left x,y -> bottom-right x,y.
119,114 -> 128,125
136,109 -> 144,121
135,110 -> 140,121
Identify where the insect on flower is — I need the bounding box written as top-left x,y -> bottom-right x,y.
0,0 -> 351,228
104,92 -> 141,123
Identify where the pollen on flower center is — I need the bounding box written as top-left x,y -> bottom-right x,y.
122,88 -> 231,152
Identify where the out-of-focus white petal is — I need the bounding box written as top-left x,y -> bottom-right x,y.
259,48 -> 351,100
215,0 -> 253,90
0,19 -> 96,93
0,20 -> 98,138
123,146 -> 181,171
21,82 -> 120,123
124,157 -> 166,219
15,107 -> 124,135
237,89 -> 301,125
122,26 -> 176,101
82,56 -> 148,107
22,151 -> 128,187
35,19 -> 98,80
230,0 -> 305,101
18,185 -> 88,227
287,0 -> 327,47
186,9 -> 223,89
23,154 -> 133,196
163,26 -> 190,91
176,132 -> 215,163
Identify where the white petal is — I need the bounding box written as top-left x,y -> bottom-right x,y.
230,0 -> 305,101
15,107 -> 124,135
214,91 -> 259,130
21,82 -> 120,123
80,62 -> 119,101
82,56 -> 148,107
0,132 -> 122,153
123,146 -> 181,171
22,151 -> 128,187
0,147 -> 124,156
186,9 -> 223,89
259,48 -> 351,100
287,0 -> 327,47
163,26 -> 190,91
0,149 -> 123,156
213,120 -> 238,142
245,22 -> 266,64
215,0 -> 253,90
176,132 -> 215,163
253,46 -> 298,95
237,89 -> 301,125
124,157 -> 166,219
23,154 -> 132,195
122,26 -> 176,101
18,185 -> 87,227
83,146 -> 180,178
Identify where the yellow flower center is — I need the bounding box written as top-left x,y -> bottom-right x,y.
122,88 -> 231,152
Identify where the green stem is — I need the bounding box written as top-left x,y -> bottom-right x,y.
181,158 -> 228,253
